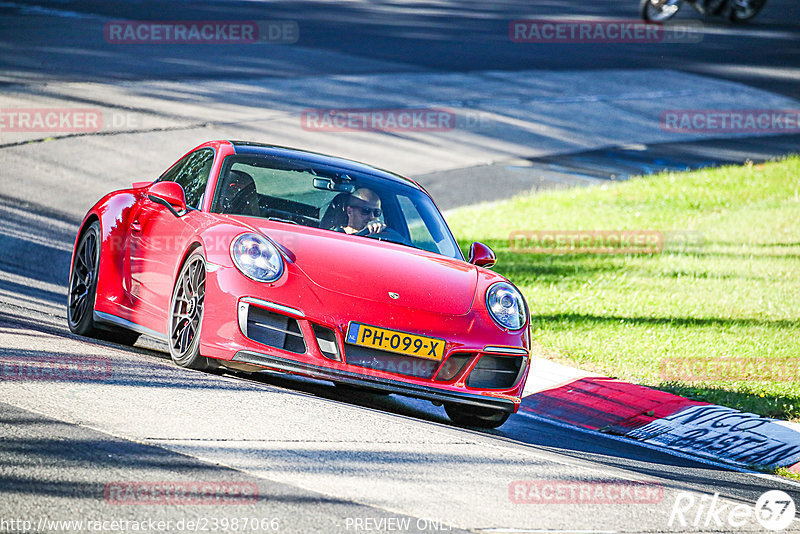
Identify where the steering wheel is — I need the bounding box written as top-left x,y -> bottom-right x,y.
355,225 -> 409,245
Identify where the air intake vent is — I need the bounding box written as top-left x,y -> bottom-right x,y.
466,354 -> 523,389
245,306 -> 306,354
312,324 -> 340,361
434,353 -> 474,382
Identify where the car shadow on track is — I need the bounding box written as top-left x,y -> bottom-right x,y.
215,362 -> 800,505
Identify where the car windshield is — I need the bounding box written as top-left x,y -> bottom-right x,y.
210,155 -> 462,260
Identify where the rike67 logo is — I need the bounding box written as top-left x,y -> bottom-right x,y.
669,490 -> 796,531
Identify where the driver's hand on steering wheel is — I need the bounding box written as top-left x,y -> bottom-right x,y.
364,219 -> 386,234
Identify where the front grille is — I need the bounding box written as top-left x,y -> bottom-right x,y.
434,353 -> 474,382
466,354 -> 524,389
344,344 -> 438,379
245,306 -> 306,354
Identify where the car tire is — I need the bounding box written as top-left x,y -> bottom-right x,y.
728,0 -> 766,22
68,221 -> 139,346
444,403 -> 510,429
639,0 -> 680,22
168,249 -> 213,370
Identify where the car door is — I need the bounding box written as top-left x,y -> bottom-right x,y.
128,148 -> 214,331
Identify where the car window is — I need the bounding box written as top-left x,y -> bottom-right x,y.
159,148 -> 214,209
211,156 -> 462,260
397,195 -> 458,258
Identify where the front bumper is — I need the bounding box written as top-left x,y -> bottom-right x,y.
199,264 -> 531,412
232,350 -> 517,413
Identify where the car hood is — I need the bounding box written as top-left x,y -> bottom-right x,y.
253,223 -> 478,316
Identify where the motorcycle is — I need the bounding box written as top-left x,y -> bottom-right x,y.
640,0 -> 767,23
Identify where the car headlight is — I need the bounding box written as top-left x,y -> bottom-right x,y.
486,282 -> 527,330
231,233 -> 284,282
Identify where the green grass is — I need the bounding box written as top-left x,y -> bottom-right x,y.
775,467 -> 800,481
445,156 -> 800,421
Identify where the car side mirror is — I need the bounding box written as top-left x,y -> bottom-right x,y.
148,181 -> 187,217
132,181 -> 153,188
468,242 -> 496,268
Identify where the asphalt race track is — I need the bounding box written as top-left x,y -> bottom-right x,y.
1,1 -> 800,532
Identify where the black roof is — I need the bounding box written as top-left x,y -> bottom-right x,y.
229,141 -> 420,189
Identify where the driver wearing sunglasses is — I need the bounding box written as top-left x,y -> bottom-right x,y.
337,187 -> 386,235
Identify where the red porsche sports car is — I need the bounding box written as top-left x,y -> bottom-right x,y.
68,140 -> 531,428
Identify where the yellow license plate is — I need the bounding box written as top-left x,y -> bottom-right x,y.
345,323 -> 446,361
